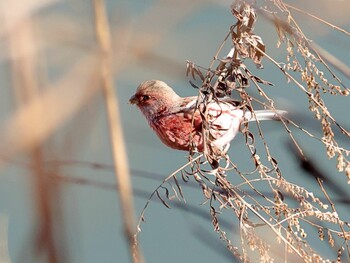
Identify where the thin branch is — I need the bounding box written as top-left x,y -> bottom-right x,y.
135,154 -> 203,236
284,3 -> 350,37
92,0 -> 143,262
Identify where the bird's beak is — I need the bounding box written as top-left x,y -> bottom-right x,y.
129,95 -> 138,105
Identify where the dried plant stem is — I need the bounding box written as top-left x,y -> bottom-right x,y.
247,38 -> 350,138
92,0 -> 143,262
227,183 -> 304,259
310,42 -> 350,79
286,14 -> 348,91
284,3 -> 350,37
315,177 -> 350,257
105,2 -> 350,261
136,154 -> 203,232
7,16 -> 67,263
8,18 -> 62,263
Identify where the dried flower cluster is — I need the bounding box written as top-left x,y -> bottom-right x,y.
271,1 -> 350,181
136,0 -> 350,262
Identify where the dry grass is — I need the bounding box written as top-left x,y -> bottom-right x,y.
134,1 -> 350,262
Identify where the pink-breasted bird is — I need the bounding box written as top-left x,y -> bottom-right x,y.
129,80 -> 286,152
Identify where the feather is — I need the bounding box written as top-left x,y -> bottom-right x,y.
244,110 -> 287,121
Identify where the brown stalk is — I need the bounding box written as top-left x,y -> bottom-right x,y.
8,17 -> 62,263
0,53 -> 100,159
310,42 -> 350,79
92,0 -> 143,262
284,3 -> 350,37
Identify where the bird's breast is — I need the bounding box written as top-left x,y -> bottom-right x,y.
150,112 -> 203,151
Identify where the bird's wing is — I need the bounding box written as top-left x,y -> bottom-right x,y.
162,95 -> 245,150
166,95 -> 243,131
160,96 -> 202,130
204,99 -> 244,149
178,96 -> 198,111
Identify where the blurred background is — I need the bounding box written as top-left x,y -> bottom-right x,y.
0,0 -> 349,262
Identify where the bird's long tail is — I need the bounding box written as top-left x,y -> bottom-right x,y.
244,110 -> 287,122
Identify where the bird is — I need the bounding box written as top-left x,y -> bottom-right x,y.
129,80 -> 286,153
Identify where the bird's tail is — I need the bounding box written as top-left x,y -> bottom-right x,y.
244,110 -> 287,122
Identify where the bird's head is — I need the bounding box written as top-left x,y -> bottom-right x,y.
129,80 -> 180,119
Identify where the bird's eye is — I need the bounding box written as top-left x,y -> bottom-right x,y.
141,95 -> 151,102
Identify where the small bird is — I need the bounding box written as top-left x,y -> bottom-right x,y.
129,80 -> 285,152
